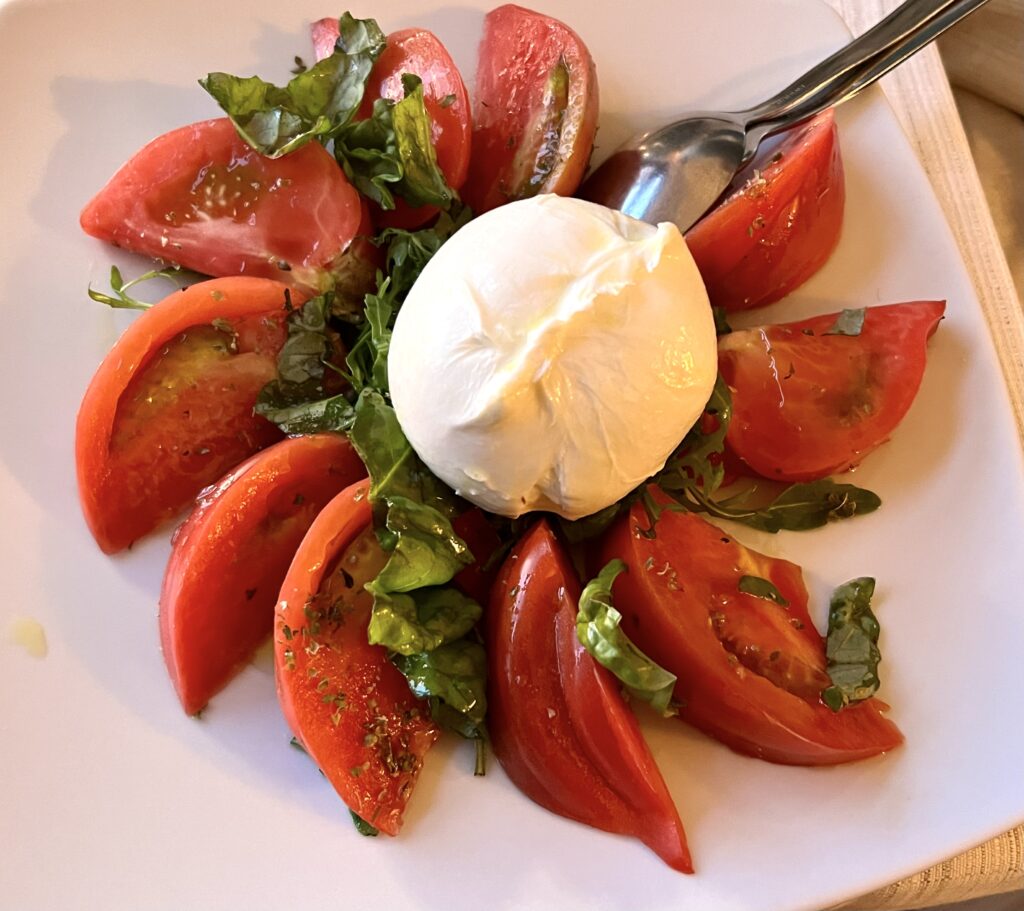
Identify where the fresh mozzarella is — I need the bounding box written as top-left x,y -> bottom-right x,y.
388,194 -> 717,520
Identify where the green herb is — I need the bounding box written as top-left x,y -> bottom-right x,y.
575,560 -> 678,716
368,585 -> 480,655
393,639 -> 487,738
201,12 -> 386,157
439,93 -> 457,108
87,264 -> 190,310
335,74 -> 455,211
824,308 -> 866,337
738,574 -> 790,606
289,736 -> 307,754
653,377 -> 881,532
349,810 -> 380,837
821,577 -> 882,711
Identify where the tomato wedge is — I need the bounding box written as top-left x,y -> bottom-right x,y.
598,490 -> 902,765
489,521 -> 691,872
685,111 -> 844,312
450,508 -> 502,606
719,300 -> 946,481
462,4 -> 599,214
80,118 -> 366,293
160,434 -> 366,715
275,481 -> 439,836
75,276 -> 295,554
311,20 -> 472,230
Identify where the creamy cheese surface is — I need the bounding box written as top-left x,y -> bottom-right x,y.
388,194 -> 717,520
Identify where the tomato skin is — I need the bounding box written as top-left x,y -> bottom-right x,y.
160,434 -> 366,716
275,481 -> 439,836
450,508 -> 502,606
311,21 -> 472,230
75,276 -> 296,554
489,521 -> 691,872
80,118 -> 364,293
598,491 -> 902,765
686,111 -> 844,312
719,300 -> 946,482
463,4 -> 599,214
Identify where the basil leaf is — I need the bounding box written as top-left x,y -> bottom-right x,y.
821,577 -> 882,711
576,560 -> 678,717
824,308 -> 866,337
391,74 -> 455,209
349,810 -> 380,837
393,640 -> 487,729
200,13 -> 386,157
372,495 -> 472,592
738,574 -> 790,606
367,585 -> 480,655
335,97 -> 403,209
254,393 -> 355,435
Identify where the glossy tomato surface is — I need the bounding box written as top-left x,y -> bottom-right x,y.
274,481 -> 439,836
719,300 -> 946,481
75,276 -> 296,554
80,118 -> 365,293
599,491 -> 903,765
160,434 -> 366,715
463,4 -> 598,213
489,521 -> 691,871
686,111 -> 844,311
311,21 -> 472,229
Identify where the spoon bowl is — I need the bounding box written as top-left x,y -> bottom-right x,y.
580,0 -> 989,232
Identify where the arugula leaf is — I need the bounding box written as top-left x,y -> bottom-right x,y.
824,308 -> 866,337
686,479 -> 882,532
576,560 -> 678,716
349,810 -> 380,837
653,376 -> 880,533
711,305 -> 733,335
821,577 -> 882,711
201,12 -> 386,157
738,574 -> 790,606
88,264 -> 191,310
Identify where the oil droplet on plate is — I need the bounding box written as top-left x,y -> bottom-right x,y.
7,617 -> 47,658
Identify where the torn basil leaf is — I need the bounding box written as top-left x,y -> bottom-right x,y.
393,640 -> 487,733
201,12 -> 386,157
824,307 -> 866,337
576,560 -> 678,717
368,586 -> 480,655
821,577 -> 882,712
738,575 -> 790,606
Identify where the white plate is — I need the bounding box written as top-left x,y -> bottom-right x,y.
2,1 -> 1023,909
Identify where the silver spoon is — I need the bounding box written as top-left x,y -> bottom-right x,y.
579,0 -> 991,232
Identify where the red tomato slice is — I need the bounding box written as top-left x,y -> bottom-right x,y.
686,111 -> 844,312
489,521 -> 691,872
311,20 -> 472,230
719,300 -> 946,482
275,481 -> 439,836
598,490 -> 903,765
462,4 -> 599,214
160,434 -> 367,716
80,118 -> 366,293
75,277 -> 296,554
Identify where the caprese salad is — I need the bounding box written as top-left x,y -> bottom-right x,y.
76,4 -> 944,873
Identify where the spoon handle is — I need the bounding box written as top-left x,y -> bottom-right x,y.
739,0 -> 989,143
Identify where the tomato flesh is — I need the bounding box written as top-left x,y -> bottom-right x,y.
80,118 -> 364,293
275,482 -> 439,836
463,4 -> 599,214
160,434 -> 367,715
686,111 -> 844,311
489,521 -> 691,872
76,277 -> 296,554
598,490 -> 903,765
311,21 -> 472,229
719,300 -> 946,481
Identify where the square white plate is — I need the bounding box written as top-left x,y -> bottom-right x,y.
2,1 -> 1023,909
